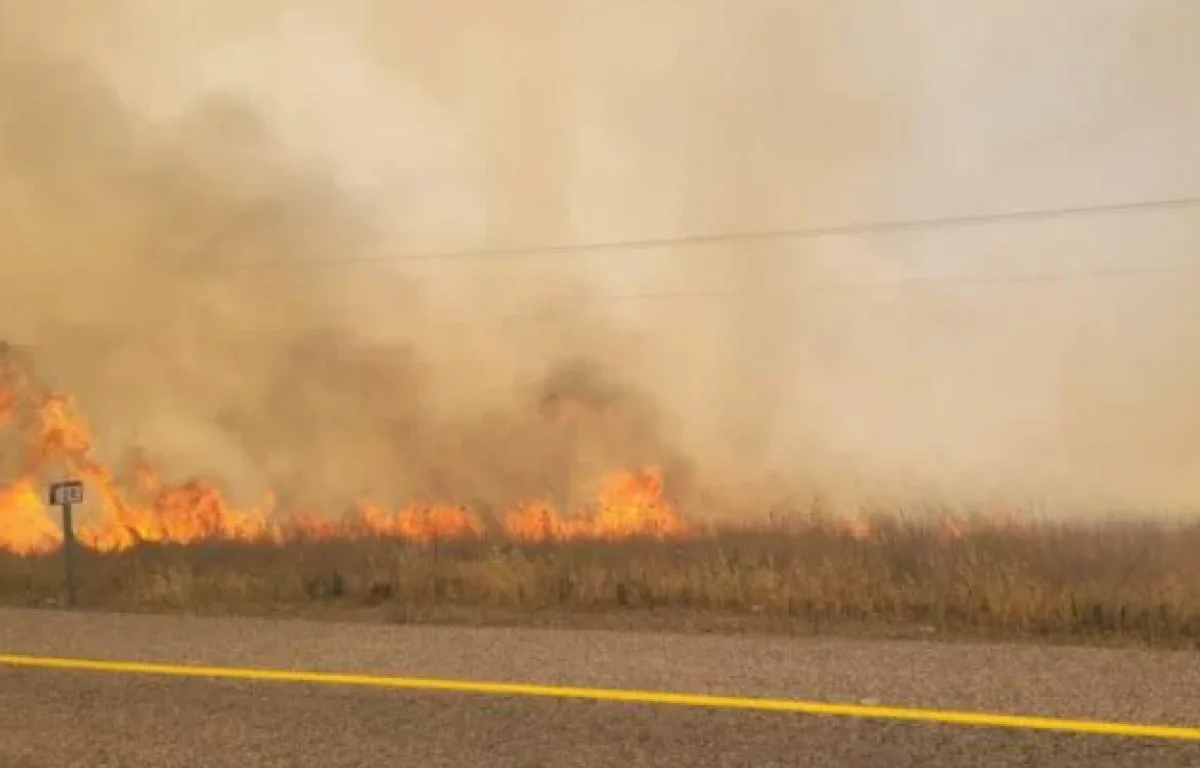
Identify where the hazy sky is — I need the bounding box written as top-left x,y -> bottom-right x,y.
3,0 -> 1199,512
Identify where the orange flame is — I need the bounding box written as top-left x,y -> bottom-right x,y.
0,478 -> 60,555
501,468 -> 689,541
345,502 -> 486,545
0,356 -> 691,554
0,353 -> 1032,555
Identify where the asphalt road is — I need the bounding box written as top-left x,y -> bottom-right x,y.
2,608 -> 1199,766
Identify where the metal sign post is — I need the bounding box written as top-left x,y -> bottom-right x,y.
48,480 -> 84,608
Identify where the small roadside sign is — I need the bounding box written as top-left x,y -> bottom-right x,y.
47,480 -> 84,608
49,480 -> 84,507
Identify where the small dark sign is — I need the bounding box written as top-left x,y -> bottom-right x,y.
48,480 -> 84,507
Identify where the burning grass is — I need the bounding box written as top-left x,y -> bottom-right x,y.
0,343 -> 691,555
5,346 -> 1200,647
5,513 -> 1200,648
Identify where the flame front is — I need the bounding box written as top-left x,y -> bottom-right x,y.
0,478 -> 59,555
0,353 -> 690,554
501,467 -> 688,541
0,352 -> 1035,555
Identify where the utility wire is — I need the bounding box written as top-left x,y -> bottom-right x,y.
173,192 -> 1200,271
559,261 -> 1200,306
140,261 -> 1200,334
26,260 -> 1200,340
466,262 -> 1200,321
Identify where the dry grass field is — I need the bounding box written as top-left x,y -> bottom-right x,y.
4,513 -> 1199,648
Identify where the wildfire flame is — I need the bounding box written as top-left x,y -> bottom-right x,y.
0,478 -> 59,555
0,351 -> 691,554
0,350 -> 1035,556
501,466 -> 686,542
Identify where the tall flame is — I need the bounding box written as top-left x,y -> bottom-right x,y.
0,478 -> 59,555
501,467 -> 686,542
0,351 -> 1036,555
0,351 -> 690,554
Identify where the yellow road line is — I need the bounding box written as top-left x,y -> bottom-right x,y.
1,652 -> 1197,742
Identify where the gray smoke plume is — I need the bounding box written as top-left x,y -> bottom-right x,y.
0,0 -> 1198,520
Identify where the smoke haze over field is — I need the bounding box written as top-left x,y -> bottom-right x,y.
0,0 -> 1198,517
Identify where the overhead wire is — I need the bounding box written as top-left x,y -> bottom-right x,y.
144,191 -> 1200,310
12,192 -> 1198,329
162,191 -> 1200,271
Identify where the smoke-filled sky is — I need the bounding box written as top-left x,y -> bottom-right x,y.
1,0 -> 1199,515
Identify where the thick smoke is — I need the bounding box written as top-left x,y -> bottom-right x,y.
0,1 -> 1198,518
0,1 -> 684,515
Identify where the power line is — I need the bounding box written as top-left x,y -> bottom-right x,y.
156,260 -> 1200,322
497,261 -> 1200,317
578,261 -> 1200,303
18,260 -> 1200,341
175,192 -> 1200,271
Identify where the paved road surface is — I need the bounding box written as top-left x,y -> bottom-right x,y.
2,608 -> 1198,766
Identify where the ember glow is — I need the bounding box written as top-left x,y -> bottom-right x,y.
0,349 -> 692,555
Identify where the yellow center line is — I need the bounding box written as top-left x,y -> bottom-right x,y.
1,652 -> 1197,742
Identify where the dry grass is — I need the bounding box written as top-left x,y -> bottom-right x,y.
3,514 -> 1200,648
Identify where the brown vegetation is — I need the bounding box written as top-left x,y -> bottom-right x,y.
4,514 -> 1199,649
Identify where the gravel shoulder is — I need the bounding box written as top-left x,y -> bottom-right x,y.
2,606 -> 1199,727
3,667 -> 1199,768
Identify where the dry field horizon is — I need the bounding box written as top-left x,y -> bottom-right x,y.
5,509 -> 1199,650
